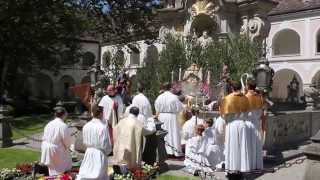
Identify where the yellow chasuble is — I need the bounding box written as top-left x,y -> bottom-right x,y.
220,91 -> 249,116
113,115 -> 143,169
245,90 -> 264,111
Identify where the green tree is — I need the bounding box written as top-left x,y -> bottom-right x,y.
0,0 -> 158,96
135,34 -> 260,101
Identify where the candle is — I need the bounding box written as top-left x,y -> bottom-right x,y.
195,96 -> 198,107
179,67 -> 182,81
171,71 -> 174,83
207,71 -> 211,85
202,96 -> 205,107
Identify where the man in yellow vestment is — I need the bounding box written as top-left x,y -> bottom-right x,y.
220,81 -> 250,177
245,80 -> 265,170
113,107 -> 155,169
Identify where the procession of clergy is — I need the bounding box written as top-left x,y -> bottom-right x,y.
40,79 -> 266,179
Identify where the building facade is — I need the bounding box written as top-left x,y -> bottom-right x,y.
266,0 -> 320,102
25,39 -> 99,102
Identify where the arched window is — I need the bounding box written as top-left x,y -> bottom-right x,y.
143,45 -> 159,65
61,50 -> 78,65
59,75 -> 75,100
130,52 -> 140,65
82,52 -> 95,66
34,73 -> 53,100
113,50 -> 125,67
272,29 -> 300,56
127,44 -> 140,65
102,51 -> 111,68
271,69 -> 303,102
317,30 -> 320,53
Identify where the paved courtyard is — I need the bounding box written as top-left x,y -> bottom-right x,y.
9,131 -> 309,180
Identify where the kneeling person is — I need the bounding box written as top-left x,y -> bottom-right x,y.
113,107 -> 155,169
184,125 -> 208,175
77,105 -> 112,180
199,119 -> 223,168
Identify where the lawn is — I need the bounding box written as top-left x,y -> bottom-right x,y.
157,175 -> 199,180
11,114 -> 51,140
0,148 -> 40,169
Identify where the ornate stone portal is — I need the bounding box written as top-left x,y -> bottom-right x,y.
157,0 -> 277,43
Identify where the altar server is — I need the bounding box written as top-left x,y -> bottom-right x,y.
184,125 -> 208,174
41,107 -> 72,176
199,118 -> 223,167
245,80 -> 264,170
77,104 -> 112,180
131,83 -> 153,119
214,116 -> 226,160
220,81 -> 250,175
155,82 -> 184,156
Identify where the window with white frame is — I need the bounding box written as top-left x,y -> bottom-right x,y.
272,29 -> 300,56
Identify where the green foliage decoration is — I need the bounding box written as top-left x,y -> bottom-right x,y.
134,33 -> 261,101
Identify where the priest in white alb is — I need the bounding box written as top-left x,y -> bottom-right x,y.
41,107 -> 72,176
77,105 -> 112,180
99,85 -> 125,127
155,82 -> 184,157
214,115 -> 226,169
99,85 -> 124,145
113,107 -> 155,169
132,83 -> 153,119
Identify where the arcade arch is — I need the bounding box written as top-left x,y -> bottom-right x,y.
272,29 -> 301,56
272,69 -> 303,102
59,75 -> 75,100
312,70 -> 320,90
34,73 -> 53,100
144,45 -> 159,65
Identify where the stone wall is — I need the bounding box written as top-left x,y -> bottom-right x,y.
264,110 -> 320,151
200,110 -> 320,151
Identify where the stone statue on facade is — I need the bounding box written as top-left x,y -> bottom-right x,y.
159,26 -> 176,42
287,76 -> 300,103
240,12 -> 271,43
304,84 -> 320,109
198,31 -> 213,47
218,63 -> 232,97
165,0 -> 175,8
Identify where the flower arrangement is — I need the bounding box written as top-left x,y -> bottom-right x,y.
113,163 -> 159,180
0,168 -> 22,180
37,172 -> 73,180
16,163 -> 33,174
